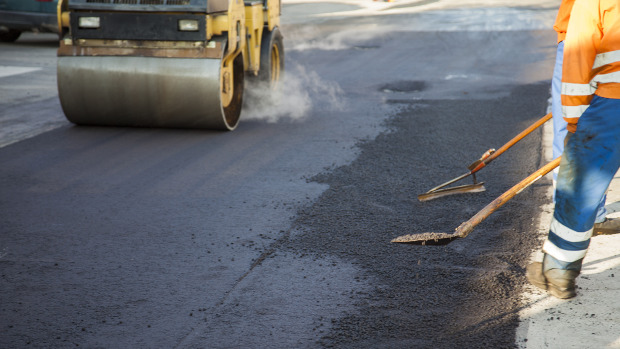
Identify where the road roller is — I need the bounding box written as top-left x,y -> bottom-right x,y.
56,0 -> 283,130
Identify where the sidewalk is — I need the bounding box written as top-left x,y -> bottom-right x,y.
516,119 -> 620,348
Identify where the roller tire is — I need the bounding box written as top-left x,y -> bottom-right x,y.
223,54 -> 244,129
257,27 -> 284,87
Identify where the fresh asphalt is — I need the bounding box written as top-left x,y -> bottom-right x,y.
1,2 -> 567,348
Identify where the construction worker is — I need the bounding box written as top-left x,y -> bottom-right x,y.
527,0 -> 620,299
550,0 -> 616,235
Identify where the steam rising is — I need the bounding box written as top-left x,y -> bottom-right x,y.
243,63 -> 344,123
285,25 -> 388,51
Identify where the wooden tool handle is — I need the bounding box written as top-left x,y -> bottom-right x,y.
455,156 -> 561,238
470,113 -> 553,173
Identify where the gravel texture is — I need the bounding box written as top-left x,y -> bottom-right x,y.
282,82 -> 551,348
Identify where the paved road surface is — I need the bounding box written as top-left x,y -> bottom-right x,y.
1,1 -> 564,348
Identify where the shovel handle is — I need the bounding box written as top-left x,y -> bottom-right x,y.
454,156 -> 561,238
470,112 -> 553,174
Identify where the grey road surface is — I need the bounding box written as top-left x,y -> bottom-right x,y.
1,4 -> 557,348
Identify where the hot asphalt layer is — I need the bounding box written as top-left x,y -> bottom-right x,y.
277,82 -> 552,348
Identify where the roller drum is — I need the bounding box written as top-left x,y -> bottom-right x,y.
57,56 -> 239,130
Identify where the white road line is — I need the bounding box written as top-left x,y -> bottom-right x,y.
0,66 -> 42,79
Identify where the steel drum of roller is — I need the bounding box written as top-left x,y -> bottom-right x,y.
57,54 -> 243,130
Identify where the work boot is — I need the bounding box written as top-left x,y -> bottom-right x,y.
593,218 -> 620,236
526,255 -> 581,299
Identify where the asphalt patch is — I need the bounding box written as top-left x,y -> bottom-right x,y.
352,45 -> 381,51
379,80 -> 427,93
284,82 -> 551,348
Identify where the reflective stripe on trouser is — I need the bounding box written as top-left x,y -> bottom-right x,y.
543,95 -> 620,264
551,41 -> 607,222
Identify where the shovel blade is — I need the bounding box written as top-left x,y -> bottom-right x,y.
390,232 -> 461,245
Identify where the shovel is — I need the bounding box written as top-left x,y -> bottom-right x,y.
418,112 -> 552,202
393,156 -> 560,245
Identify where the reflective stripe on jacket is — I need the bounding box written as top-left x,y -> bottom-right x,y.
561,0 -> 620,132
553,0 -> 575,43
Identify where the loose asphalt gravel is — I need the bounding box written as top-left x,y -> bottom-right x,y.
278,82 -> 551,348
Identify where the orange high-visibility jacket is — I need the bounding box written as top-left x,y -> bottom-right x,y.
553,0 -> 575,43
561,0 -> 620,132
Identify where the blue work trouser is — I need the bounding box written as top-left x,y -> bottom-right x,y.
543,95 -> 620,267
551,41 -> 607,222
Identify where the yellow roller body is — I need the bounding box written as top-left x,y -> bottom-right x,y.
56,0 -> 281,130
58,56 -> 238,130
